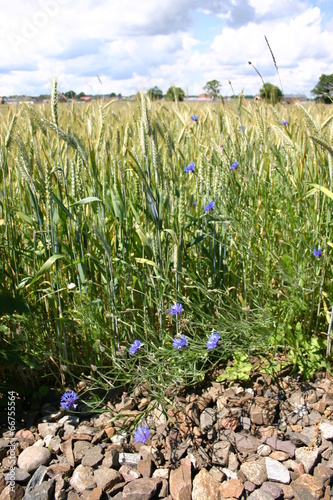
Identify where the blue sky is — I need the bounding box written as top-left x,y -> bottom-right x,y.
0,0 -> 332,97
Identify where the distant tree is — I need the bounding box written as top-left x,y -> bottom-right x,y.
203,80 -> 221,99
165,86 -> 185,102
311,74 -> 333,103
147,86 -> 163,100
77,92 -> 86,99
64,90 -> 76,99
259,83 -> 283,104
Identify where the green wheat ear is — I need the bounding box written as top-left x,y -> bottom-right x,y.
5,114 -> 17,150
51,78 -> 59,127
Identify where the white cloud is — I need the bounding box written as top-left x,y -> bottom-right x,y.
0,1 -> 332,97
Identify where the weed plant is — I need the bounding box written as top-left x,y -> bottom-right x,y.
0,90 -> 332,400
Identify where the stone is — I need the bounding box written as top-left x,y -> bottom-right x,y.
122,477 -> 161,499
85,487 -> 103,500
228,452 -> 239,472
37,422 -> 60,438
138,455 -> 155,478
257,444 -> 271,457
15,430 -> 35,449
169,459 -> 192,500
118,452 -> 141,466
200,408 -> 215,431
220,478 -> 244,499
292,473 -> 324,500
119,465 -> 141,482
269,450 -> 289,462
212,440 -> 231,466
0,484 -> 25,499
47,463 -> 71,478
153,468 -> 169,480
17,446 -> 51,473
313,463 -> 333,486
93,467 -> 122,491
81,446 -> 103,467
44,435 -> 62,453
247,490 -> 273,499
191,468 -> 220,500
320,421 -> 333,440
102,448 -> 119,469
73,441 -> 93,463
60,439 -> 75,468
264,436 -> 296,458
240,458 -> 267,486
4,467 -> 30,484
24,479 -> 55,500
280,483 -> 294,499
70,465 -> 96,492
25,465 -> 48,493
265,457 -> 291,484
250,397 -> 278,426
234,434 -> 260,455
260,481 -> 283,499
294,447 -> 319,474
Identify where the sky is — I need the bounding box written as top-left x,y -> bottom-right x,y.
0,0 -> 332,98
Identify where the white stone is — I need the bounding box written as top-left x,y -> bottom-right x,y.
320,421 -> 333,440
17,446 -> 51,473
265,457 -> 291,484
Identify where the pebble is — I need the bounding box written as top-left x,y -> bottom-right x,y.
1,372 -> 332,499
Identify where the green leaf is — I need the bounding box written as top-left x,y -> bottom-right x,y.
28,254 -> 66,286
70,197 -> 102,207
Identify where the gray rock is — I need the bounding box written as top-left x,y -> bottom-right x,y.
264,436 -> 296,458
4,467 -> 30,484
25,465 -> 48,493
257,444 -> 272,457
240,458 -> 267,486
70,464 -> 96,492
81,446 -> 103,467
102,449 -> 119,469
17,447 -> 51,473
260,481 -> 283,499
93,467 -> 122,491
118,452 -> 141,466
24,479 -> 55,500
294,447 -> 319,474
212,440 -> 231,466
265,457 -> 290,484
200,408 -> 215,431
44,435 -> 61,453
37,423 -> 60,439
122,477 -> 161,500
248,489 -> 275,500
73,440 -> 93,463
292,473 -> 324,500
320,421 -> 333,440
235,434 -> 260,455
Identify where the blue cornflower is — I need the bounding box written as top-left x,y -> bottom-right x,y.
204,201 -> 215,212
206,333 -> 220,350
173,334 -> 188,349
229,161 -> 239,170
313,248 -> 322,258
168,303 -> 183,315
60,391 -> 78,411
240,125 -> 246,131
191,115 -> 198,122
134,426 -> 150,444
281,119 -> 289,126
129,339 -> 142,355
184,162 -> 196,172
